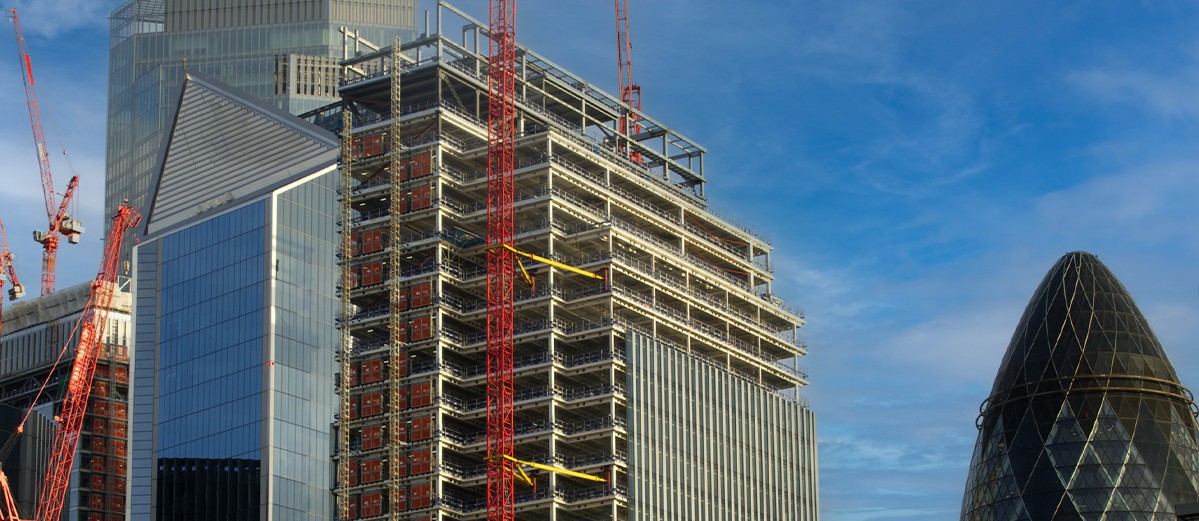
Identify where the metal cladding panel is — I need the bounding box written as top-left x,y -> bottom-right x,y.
626,332 -> 819,520
147,74 -> 338,235
130,239 -> 160,520
962,252 -> 1199,521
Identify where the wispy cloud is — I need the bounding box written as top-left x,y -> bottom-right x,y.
0,2 -> 111,293
5,0 -> 116,40
1035,161 -> 1199,249
1067,44 -> 1199,119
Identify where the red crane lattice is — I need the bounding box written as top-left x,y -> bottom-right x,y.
10,8 -> 82,297
37,204 -> 140,521
615,0 -> 642,142
0,217 -> 26,334
486,0 -> 517,520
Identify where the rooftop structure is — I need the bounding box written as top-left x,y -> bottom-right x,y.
961,252 -> 1199,520
332,4 -> 817,520
106,0 -> 418,262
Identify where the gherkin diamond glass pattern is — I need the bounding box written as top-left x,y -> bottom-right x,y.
961,252 -> 1199,521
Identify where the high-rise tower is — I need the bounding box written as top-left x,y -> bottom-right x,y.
106,0 -> 417,261
332,5 -> 819,520
130,73 -> 343,521
961,252 -> 1199,520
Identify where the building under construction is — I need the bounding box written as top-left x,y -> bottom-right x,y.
0,283 -> 132,521
333,4 -> 818,520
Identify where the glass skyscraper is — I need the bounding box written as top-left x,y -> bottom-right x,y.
130,73 -> 341,520
106,0 -> 416,261
961,252 -> 1199,520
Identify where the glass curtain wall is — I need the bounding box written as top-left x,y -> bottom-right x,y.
135,201 -> 268,521
106,0 -> 415,261
269,172 -> 339,520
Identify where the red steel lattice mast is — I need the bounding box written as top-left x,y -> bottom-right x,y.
10,8 -> 82,296
486,0 -> 517,519
37,204 -> 140,521
1,217 -> 26,334
615,0 -> 642,139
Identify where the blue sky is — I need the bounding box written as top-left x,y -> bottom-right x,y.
2,1 -> 1198,520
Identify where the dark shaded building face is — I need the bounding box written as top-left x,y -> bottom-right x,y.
961,252 -> 1199,520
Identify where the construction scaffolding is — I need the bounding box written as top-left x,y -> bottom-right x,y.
333,4 -> 807,520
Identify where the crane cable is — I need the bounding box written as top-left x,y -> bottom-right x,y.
0,301 -> 89,460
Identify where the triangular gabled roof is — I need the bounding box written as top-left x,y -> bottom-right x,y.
144,73 -> 339,235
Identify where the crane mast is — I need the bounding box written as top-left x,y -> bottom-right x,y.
36,204 -> 139,521
9,8 -> 82,297
485,0 -> 517,519
1,217 -> 26,334
615,0 -> 642,141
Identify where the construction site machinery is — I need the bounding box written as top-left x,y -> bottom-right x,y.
9,8 -> 83,297
1,215 -> 25,341
1,217 -> 24,304
615,0 -> 642,161
486,454 -> 607,488
35,205 -> 137,521
492,244 -> 607,292
485,0 -> 518,519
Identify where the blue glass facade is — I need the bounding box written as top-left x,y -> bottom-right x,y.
269,173 -> 340,519
107,0 -> 416,262
145,202 -> 269,521
133,168 -> 341,521
156,202 -> 267,461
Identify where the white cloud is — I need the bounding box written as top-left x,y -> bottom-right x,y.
1068,61 -> 1199,120
1034,161 -> 1199,250
6,0 -> 117,40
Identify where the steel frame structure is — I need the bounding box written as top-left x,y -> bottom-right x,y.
331,4 -> 809,520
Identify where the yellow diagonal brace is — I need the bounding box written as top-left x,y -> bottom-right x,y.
497,244 -> 605,281
485,454 -> 607,483
514,255 -> 534,287
485,454 -> 534,486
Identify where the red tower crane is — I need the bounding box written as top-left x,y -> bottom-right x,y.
0,204 -> 138,521
1,216 -> 26,333
615,0 -> 642,146
9,8 -> 83,297
485,0 -> 517,519
35,204 -> 139,521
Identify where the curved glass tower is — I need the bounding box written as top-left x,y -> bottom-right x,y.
961,251 -> 1199,520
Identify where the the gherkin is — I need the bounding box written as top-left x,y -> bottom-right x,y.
961,252 -> 1199,521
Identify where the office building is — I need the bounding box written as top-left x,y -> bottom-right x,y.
0,282 -> 133,521
333,5 -> 818,520
130,73 -> 341,520
106,0 -> 417,261
961,252 -> 1199,520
